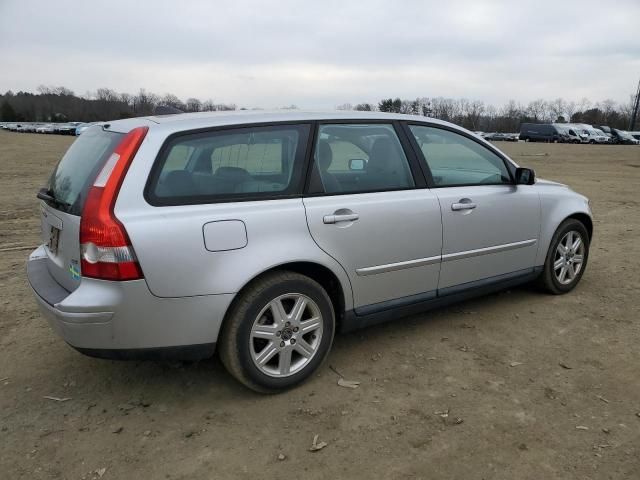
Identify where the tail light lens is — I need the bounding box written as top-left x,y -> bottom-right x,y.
80,126 -> 148,280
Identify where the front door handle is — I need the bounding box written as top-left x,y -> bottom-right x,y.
451,200 -> 477,211
323,213 -> 359,224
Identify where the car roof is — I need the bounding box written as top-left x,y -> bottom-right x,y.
105,110 -> 457,133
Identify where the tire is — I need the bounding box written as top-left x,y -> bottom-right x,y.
219,271 -> 335,393
537,219 -> 590,294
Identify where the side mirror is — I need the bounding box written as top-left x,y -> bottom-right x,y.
515,167 -> 536,185
349,158 -> 366,171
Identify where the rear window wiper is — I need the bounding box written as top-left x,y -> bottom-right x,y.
37,188 -> 72,209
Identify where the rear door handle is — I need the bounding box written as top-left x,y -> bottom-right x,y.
451,201 -> 477,211
323,213 -> 359,224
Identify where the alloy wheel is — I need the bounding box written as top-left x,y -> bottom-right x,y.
553,230 -> 585,285
249,293 -> 323,377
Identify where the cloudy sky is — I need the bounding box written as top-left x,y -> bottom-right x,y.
1,0 -> 638,109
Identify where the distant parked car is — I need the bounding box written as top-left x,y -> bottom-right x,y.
519,123 -> 560,142
56,123 -> 77,135
40,124 -> 51,133
593,125 -> 626,144
483,132 -> 516,142
629,131 -> 640,141
582,129 -> 609,144
36,124 -> 55,134
613,129 -> 639,145
554,125 -> 584,143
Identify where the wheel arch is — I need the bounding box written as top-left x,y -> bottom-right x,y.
536,188 -> 593,267
566,212 -> 593,240
223,261 -> 350,331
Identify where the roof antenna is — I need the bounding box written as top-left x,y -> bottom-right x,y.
154,105 -> 184,115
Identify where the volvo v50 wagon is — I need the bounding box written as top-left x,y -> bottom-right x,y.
28,111 -> 592,392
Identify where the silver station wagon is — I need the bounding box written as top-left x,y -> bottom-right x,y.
28,111 -> 592,392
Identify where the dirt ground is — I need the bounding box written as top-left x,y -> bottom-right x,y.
1,131 -> 639,480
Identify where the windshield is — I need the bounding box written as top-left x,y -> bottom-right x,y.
47,125 -> 123,215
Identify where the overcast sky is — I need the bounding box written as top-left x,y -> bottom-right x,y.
1,0 -> 638,109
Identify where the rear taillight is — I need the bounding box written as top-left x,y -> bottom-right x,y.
80,126 -> 148,281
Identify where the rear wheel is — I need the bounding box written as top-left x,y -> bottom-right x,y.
219,271 -> 335,393
537,219 -> 589,294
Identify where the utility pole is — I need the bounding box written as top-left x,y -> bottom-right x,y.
630,77 -> 640,131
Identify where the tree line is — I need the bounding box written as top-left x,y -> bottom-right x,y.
1,85 -> 637,132
0,86 -> 237,123
338,95 -> 638,131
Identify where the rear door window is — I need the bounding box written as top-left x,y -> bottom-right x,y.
147,124 -> 310,205
309,124 -> 415,194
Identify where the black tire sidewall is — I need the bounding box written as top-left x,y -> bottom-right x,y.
544,220 -> 590,294
234,277 -> 335,391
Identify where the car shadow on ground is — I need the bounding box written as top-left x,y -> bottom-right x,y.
48,283 -> 544,405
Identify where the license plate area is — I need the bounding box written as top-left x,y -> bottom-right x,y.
48,226 -> 61,255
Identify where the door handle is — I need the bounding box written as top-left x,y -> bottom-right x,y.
323,213 -> 359,224
451,201 -> 477,211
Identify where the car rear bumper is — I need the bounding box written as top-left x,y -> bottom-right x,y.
27,245 -> 234,360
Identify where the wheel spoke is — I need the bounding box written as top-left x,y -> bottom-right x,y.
300,316 -> 321,334
565,232 -> 574,249
278,348 -> 292,375
554,257 -> 564,270
565,263 -> 575,280
558,266 -> 567,282
255,342 -> 278,366
269,299 -> 288,325
557,243 -> 568,255
290,296 -> 307,323
571,236 -> 582,252
294,338 -> 314,358
573,254 -> 584,264
251,324 -> 279,341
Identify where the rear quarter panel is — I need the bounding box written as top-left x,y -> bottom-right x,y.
113,127 -> 354,309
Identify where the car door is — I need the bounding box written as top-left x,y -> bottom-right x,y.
406,123 -> 540,292
302,122 -> 442,312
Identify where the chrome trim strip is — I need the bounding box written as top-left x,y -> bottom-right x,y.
355,239 -> 537,276
356,255 -> 441,276
442,239 -> 537,262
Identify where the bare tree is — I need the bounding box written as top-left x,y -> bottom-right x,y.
185,98 -> 202,112
354,103 -> 374,111
549,98 -> 566,122
162,93 -> 185,110
202,99 -> 216,111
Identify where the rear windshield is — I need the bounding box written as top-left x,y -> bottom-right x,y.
47,126 -> 123,215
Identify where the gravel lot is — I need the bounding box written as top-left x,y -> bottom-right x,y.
1,131 -> 639,479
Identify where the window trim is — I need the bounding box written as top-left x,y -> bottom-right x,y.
302,119 -> 427,197
401,121 -> 517,188
144,122 -> 312,207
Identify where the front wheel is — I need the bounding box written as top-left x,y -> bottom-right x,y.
219,271 -> 335,393
537,219 -> 590,294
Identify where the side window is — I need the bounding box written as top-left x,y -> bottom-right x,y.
149,124 -> 310,204
312,124 -> 415,194
408,125 -> 511,187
